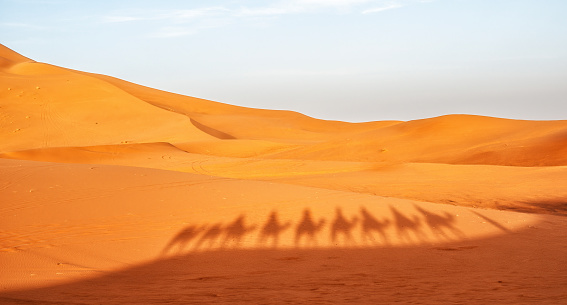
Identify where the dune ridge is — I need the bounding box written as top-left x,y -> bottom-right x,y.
1,44 -> 567,304
3,44 -> 566,166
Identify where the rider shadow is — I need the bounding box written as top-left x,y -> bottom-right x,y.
221,215 -> 257,249
257,211 -> 291,248
389,206 -> 427,245
360,207 -> 391,246
330,208 -> 358,246
295,209 -> 326,247
161,224 -> 204,256
414,205 -> 465,240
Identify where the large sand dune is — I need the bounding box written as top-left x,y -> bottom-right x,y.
1,44 -> 566,304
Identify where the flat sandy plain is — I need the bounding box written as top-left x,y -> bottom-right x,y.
1,44 -> 567,304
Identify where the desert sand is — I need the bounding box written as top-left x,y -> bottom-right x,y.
1,43 -> 566,304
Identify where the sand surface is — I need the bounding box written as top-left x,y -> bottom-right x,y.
1,44 -> 567,304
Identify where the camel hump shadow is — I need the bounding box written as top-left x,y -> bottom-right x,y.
295,209 -> 326,247
258,211 -> 291,247
389,206 -> 427,244
161,224 -> 204,256
194,223 -> 224,250
330,207 -> 359,245
360,207 -> 391,245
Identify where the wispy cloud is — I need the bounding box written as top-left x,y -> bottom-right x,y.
103,16 -> 147,23
362,3 -> 404,14
151,26 -> 197,38
150,18 -> 232,38
100,1 -> 433,37
102,7 -> 228,24
295,0 -> 374,7
165,7 -> 230,22
248,67 -> 363,77
102,6 -> 232,37
0,22 -> 49,30
235,6 -> 302,17
4,0 -> 66,4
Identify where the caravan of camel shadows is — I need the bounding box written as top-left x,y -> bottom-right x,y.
161,205 -> 476,255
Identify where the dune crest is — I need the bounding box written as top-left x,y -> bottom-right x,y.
0,44 -> 33,69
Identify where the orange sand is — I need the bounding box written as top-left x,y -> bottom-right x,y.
1,44 -> 566,304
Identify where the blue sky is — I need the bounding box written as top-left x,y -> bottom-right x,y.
1,0 -> 566,122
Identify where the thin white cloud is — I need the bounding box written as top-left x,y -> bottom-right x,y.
102,7 -> 228,24
0,22 -> 49,30
296,0 -> 373,6
165,7 -> 229,22
249,68 -> 362,77
150,15 -> 232,38
233,0 -> 382,17
4,0 -> 65,4
151,26 -> 197,38
362,3 -> 404,14
103,16 -> 147,23
100,0 -> 432,37
235,6 -> 302,17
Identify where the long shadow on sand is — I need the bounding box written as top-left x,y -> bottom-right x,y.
2,221 -> 564,305
161,205 -> 512,255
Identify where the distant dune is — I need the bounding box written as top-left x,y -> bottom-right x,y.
1,44 -> 566,304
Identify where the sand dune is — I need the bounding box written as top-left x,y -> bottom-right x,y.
271,114 -> 567,166
1,61 -> 216,152
1,44 -> 567,304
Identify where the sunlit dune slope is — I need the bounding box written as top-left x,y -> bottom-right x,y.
87,72 -> 399,142
2,43 -> 567,215
0,44 -> 32,68
74,68 -> 567,166
3,142 -> 566,215
2,44 -> 566,167
0,60 -> 215,152
272,114 -> 567,166
0,44 -> 396,155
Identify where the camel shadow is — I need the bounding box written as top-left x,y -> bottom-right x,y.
295,209 -> 326,247
193,223 -> 224,250
330,207 -> 358,246
389,206 -> 427,244
360,207 -> 391,245
162,206 -> 466,253
414,205 -> 465,240
161,224 -> 204,256
258,211 -> 291,248
221,215 -> 257,249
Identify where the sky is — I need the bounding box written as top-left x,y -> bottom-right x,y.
1,0 -> 566,122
